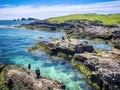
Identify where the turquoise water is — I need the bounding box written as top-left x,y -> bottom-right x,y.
79,38 -> 111,50
0,20 -> 93,90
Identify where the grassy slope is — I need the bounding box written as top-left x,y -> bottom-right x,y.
48,13 -> 120,24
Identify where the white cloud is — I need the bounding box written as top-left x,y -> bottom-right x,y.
0,0 -> 120,20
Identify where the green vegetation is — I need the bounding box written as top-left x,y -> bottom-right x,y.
27,46 -> 37,52
35,42 -> 52,54
93,38 -> 108,44
71,59 -> 100,90
57,52 -> 67,58
0,64 -> 25,90
71,59 -> 91,76
0,71 -> 9,90
52,38 -> 59,41
48,13 -> 120,24
69,34 -> 80,39
94,48 -> 105,54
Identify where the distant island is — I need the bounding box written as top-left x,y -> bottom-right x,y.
13,17 -> 38,21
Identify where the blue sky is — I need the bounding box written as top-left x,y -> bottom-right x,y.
0,0 -> 120,20
0,0 -> 115,5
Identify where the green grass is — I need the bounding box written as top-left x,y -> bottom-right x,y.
35,42 -> 52,54
48,13 -> 120,24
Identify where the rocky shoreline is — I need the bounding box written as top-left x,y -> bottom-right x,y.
28,38 -> 120,90
72,49 -> 120,90
0,64 -> 66,90
17,19 -> 120,49
16,19 -> 120,89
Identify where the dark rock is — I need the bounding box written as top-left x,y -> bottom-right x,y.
17,19 -> 20,21
113,38 -> 120,49
72,49 -> 120,90
27,18 -> 38,20
13,19 -> 16,21
18,19 -> 120,41
73,54 -> 87,63
21,18 -> 26,21
31,39 -> 94,59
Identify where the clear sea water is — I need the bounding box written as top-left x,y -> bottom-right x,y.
0,20 -> 92,90
0,20 -> 111,90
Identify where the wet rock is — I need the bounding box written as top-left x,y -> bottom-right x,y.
0,64 -> 66,90
30,39 -> 94,59
72,49 -> 120,90
113,38 -> 120,49
18,19 -> 120,40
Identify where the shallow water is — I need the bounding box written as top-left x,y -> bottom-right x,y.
0,20 -> 93,90
79,38 -> 111,50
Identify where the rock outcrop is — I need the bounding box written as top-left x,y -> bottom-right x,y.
17,20 -> 120,40
72,49 -> 120,90
27,37 -> 120,90
17,19 -> 120,49
28,39 -> 94,59
0,64 -> 66,90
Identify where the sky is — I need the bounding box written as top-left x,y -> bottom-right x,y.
0,0 -> 120,20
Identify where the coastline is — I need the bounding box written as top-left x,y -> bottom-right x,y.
27,38 -> 120,90
3,18 -> 120,90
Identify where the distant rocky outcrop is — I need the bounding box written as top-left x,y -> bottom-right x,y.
21,18 -> 27,21
0,64 -> 66,90
13,18 -> 38,21
27,18 -> 38,20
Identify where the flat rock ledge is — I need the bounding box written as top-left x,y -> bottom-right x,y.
28,38 -> 94,59
0,64 -> 66,90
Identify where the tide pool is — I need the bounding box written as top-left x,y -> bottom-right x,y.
79,38 -> 111,50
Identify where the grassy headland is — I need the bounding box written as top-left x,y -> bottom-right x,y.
48,13 -> 120,24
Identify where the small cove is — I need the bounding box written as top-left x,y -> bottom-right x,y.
0,20 -> 111,90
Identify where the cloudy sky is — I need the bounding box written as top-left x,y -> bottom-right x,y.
0,0 -> 120,20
